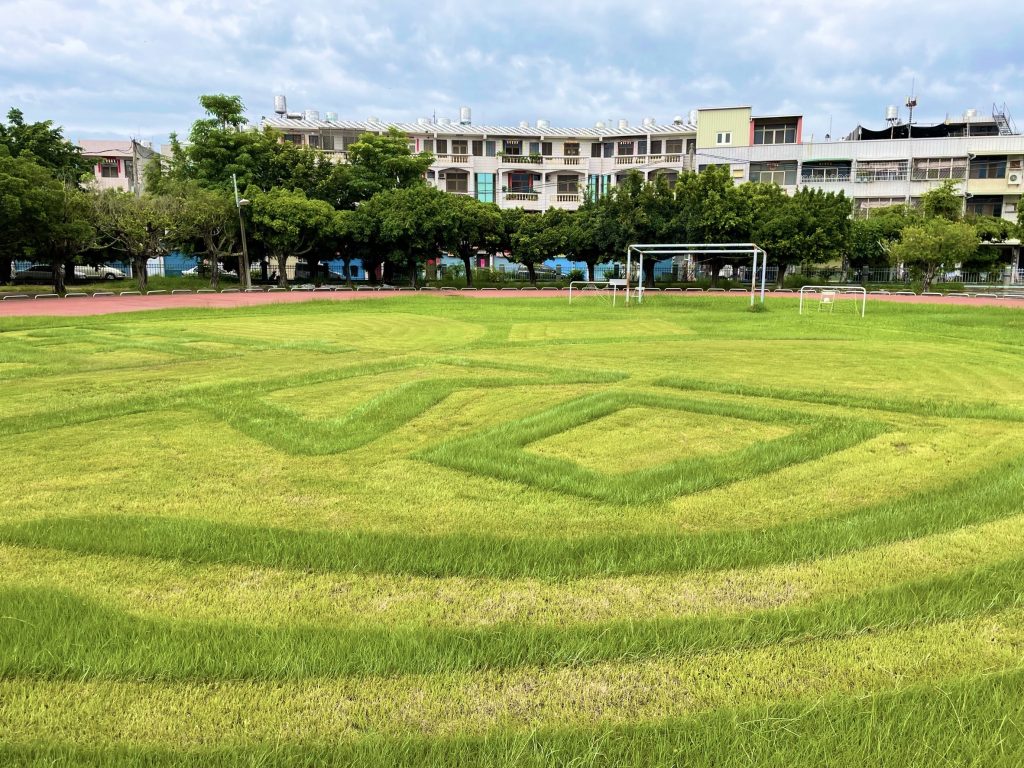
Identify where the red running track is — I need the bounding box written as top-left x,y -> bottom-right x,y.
1,288 -> 1023,318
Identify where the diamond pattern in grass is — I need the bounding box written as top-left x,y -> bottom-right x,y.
421,390 -> 887,504
527,406 -> 793,474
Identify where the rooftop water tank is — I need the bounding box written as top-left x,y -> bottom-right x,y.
324,111 -> 338,122
964,108 -> 978,122
886,105 -> 899,121
417,117 -> 430,126
618,118 -> 629,129
274,95 -> 288,115
519,120 -> 529,128
303,109 -> 320,121
673,115 -> 684,125
687,110 -> 698,125
595,121 -> 606,129
536,118 -> 550,129
459,106 -> 471,125
642,117 -> 655,127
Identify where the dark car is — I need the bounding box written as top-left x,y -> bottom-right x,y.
13,264 -> 55,284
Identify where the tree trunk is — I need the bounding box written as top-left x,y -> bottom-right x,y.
643,258 -> 656,288
462,255 -> 474,287
711,261 -> 722,288
52,262 -> 65,294
586,261 -> 596,281
922,264 -> 936,292
276,253 -> 289,288
407,257 -> 418,288
776,263 -> 787,288
134,256 -> 148,292
342,257 -> 353,287
526,262 -> 537,285
210,258 -> 220,290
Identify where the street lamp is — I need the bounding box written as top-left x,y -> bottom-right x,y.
232,173 -> 252,290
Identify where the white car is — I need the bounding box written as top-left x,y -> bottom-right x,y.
74,265 -> 126,280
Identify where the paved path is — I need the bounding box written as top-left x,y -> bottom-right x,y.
1,288 -> 1023,318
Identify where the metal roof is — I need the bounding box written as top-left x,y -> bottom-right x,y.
262,116 -> 696,138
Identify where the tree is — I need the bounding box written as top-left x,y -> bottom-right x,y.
561,198 -> 617,281
443,195 -> 502,287
93,190 -> 174,292
0,108 -> 92,181
921,179 -> 964,221
197,94 -> 247,130
750,186 -> 850,286
360,186 -> 448,287
847,205 -> 915,274
508,209 -> 567,284
249,188 -> 334,288
605,171 -> 675,286
169,183 -> 238,289
345,128 -> 434,202
674,166 -> 752,286
890,217 -> 980,291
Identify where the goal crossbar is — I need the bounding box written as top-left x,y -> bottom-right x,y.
798,285 -> 867,317
625,243 -> 768,305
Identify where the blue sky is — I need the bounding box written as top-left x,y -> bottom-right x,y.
2,0 -> 1023,146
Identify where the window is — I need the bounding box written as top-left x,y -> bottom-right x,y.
753,123 -> 797,145
529,141 -> 541,155
282,134 -> 302,145
541,141 -> 553,157
436,138 -> 448,154
638,140 -> 647,156
604,142 -> 614,158
855,160 -> 908,182
650,139 -> 662,154
475,173 -> 495,203
801,164 -> 851,183
587,174 -> 611,199
423,139 -> 434,153
472,140 -> 483,156
716,132 -> 732,145
591,142 -> 603,158
557,175 -> 578,194
503,139 -> 522,155
750,162 -> 797,186
564,142 -> 580,157
445,171 -> 468,193
485,140 -> 496,157
451,139 -> 468,155
307,134 -> 320,149
966,195 -> 1003,217
509,172 -> 534,192
321,134 -> 336,151
912,157 -> 967,180
665,138 -> 683,154
970,157 -> 1007,179
123,159 -> 133,181
99,159 -> 119,178
618,140 -> 634,156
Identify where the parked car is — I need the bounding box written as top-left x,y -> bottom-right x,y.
74,265 -> 126,280
515,265 -> 559,281
182,265 -> 239,278
13,264 -> 56,283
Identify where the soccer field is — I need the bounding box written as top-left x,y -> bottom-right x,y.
2,295 -> 1024,766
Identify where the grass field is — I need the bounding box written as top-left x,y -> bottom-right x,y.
2,293 -> 1024,766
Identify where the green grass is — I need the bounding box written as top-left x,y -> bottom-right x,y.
1,294 -> 1023,765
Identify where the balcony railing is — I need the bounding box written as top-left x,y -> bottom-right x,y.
555,193 -> 580,203
801,173 -> 852,183
435,154 -> 469,164
615,155 -> 644,165
501,155 -> 542,164
855,170 -> 908,183
550,156 -> 582,165
505,192 -> 539,201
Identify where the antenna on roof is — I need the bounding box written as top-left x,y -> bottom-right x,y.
905,78 -> 918,140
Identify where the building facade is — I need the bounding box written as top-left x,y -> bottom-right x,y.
78,139 -> 157,193
262,101 -> 1022,225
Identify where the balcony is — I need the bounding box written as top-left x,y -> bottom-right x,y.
549,156 -> 583,166
910,166 -> 967,181
500,155 -> 543,165
435,154 -> 469,164
555,193 -> 580,203
801,172 -> 852,183
615,155 -> 644,165
505,192 -> 539,201
854,170 -> 908,183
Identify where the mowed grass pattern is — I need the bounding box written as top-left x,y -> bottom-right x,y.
2,295 -> 1024,766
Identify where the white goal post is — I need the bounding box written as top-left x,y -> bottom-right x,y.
625,244 -> 769,306
798,285 -> 867,317
568,278 -> 628,305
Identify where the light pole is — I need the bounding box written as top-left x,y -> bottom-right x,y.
232,173 -> 252,290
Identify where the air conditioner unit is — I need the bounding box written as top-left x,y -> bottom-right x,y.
1006,203 -> 1017,213
1008,172 -> 1021,185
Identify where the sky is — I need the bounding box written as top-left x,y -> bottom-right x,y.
2,0 -> 1023,147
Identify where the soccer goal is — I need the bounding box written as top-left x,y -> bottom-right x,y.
568,278 -> 628,306
624,244 -> 769,306
798,285 -> 867,317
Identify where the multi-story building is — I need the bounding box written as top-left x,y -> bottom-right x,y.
78,139 -> 158,193
262,98 -> 699,211
262,98 -> 1022,226
698,105 -> 1022,224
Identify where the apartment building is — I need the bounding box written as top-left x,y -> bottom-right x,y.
261,98 -> 1022,226
262,98 -> 699,211
78,139 -> 158,193
699,105 -> 1022,223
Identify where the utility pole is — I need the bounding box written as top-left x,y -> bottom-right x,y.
233,173 -> 252,290
130,138 -> 141,198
